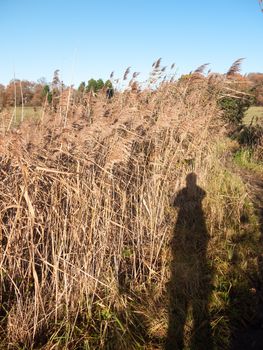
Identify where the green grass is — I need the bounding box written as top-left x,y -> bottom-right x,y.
243,106 -> 263,126
234,148 -> 263,173
0,106 -> 42,129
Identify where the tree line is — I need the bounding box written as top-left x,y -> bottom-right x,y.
0,70 -> 263,110
0,70 -> 114,110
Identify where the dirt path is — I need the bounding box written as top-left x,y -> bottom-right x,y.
231,169 -> 263,350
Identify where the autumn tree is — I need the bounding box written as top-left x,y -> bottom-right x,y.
0,84 -> 5,110
21,80 -> 35,105
4,80 -> 20,107
247,73 -> 263,105
29,78 -> 47,106
31,84 -> 45,106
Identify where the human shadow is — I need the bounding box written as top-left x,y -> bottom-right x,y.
166,173 -> 213,350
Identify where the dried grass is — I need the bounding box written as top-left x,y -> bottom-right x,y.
0,69 -> 260,349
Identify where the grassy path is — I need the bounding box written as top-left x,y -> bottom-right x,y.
231,169 -> 263,350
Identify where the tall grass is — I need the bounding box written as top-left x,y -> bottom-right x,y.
0,71 -> 261,349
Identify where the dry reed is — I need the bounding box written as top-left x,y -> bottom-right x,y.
0,70 -> 260,349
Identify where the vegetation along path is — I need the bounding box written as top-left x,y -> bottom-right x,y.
232,166 -> 263,350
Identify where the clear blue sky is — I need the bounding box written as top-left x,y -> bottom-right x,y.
0,0 -> 262,86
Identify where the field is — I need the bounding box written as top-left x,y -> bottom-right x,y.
243,106 -> 263,125
0,106 -> 43,130
0,76 -> 262,349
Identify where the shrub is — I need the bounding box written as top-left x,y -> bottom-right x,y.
219,95 -> 255,125
236,125 -> 263,147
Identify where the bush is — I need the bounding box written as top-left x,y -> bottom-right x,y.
235,125 -> 263,147
219,95 -> 255,125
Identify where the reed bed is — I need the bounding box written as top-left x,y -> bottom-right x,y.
0,72 -> 260,349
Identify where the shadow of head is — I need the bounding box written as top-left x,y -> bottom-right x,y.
186,172 -> 197,187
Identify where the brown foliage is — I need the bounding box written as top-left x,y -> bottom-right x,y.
1,80 -> 47,108
0,77 -> 225,348
247,73 -> 263,105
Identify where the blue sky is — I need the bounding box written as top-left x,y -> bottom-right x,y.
0,0 -> 262,86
